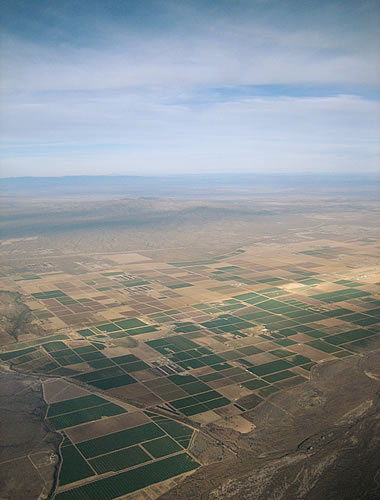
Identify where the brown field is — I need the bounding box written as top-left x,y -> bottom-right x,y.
66,411 -> 151,443
43,380 -> 92,404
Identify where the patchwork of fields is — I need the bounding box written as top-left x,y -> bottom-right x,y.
0,237 -> 379,498
44,392 -> 199,497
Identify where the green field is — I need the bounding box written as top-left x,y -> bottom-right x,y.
325,329 -> 376,345
43,341 -> 68,352
96,323 -> 122,332
89,373 -> 137,389
194,390 -> 223,403
48,395 -> 108,417
146,335 -> 199,355
51,351 -> 83,366
74,366 -> 125,383
167,283 -> 193,289
306,339 -> 342,353
55,453 -> 200,500
242,379 -> 269,390
311,289 -> 370,303
73,345 -> 98,354
89,444 -> 150,473
59,445 -> 95,485
181,403 -> 209,415
114,318 -> 147,329
80,348 -> 107,366
88,358 -> 115,369
78,328 -> 96,337
80,351 -> 107,361
0,347 -> 37,361
204,397 -> 230,410
170,396 -> 199,409
168,374 -> 197,385
77,423 -> 164,458
177,358 -> 205,369
199,354 -> 225,365
142,436 -> 182,458
248,359 -> 293,376
49,402 -> 127,429
155,420 -> 193,439
121,360 -> 150,372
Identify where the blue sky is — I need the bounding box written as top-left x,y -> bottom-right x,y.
0,0 -> 379,177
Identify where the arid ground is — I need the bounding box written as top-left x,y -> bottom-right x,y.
0,175 -> 379,499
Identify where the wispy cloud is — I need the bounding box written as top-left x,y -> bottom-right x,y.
0,0 -> 379,176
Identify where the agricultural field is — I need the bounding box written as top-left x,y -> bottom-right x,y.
44,391 -> 199,497
0,230 -> 379,498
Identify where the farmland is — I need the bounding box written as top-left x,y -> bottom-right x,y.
0,187 -> 379,499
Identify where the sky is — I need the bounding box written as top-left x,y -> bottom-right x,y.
0,0 -> 379,177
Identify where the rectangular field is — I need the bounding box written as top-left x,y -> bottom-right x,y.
55,453 -> 200,500
89,445 -> 151,473
77,423 -> 164,458
59,445 -> 95,485
49,403 -> 127,430
48,395 -> 108,417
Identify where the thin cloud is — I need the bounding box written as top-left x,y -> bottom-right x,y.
0,0 -> 379,176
